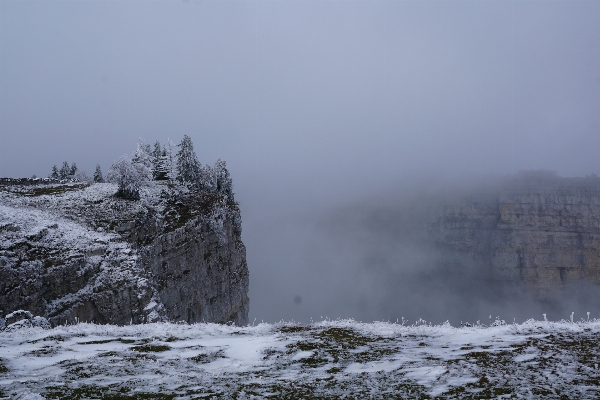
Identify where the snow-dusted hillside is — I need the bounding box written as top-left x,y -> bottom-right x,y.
1,319 -> 599,399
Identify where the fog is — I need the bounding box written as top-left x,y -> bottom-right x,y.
2,1 -> 600,324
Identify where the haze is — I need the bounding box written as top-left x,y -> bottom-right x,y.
2,1 -> 600,324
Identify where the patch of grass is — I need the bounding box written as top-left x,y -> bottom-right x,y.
26,346 -> 58,356
326,366 -> 343,374
262,348 -> 285,361
131,344 -> 171,352
231,375 -> 430,399
455,385 -> 514,398
283,327 -> 397,368
28,335 -> 66,344
279,325 -> 312,334
69,365 -> 95,379
45,384 -> 177,400
98,351 -> 120,358
189,350 -> 226,363
315,327 -> 371,348
59,360 -> 100,380
531,387 -> 555,396
21,184 -> 88,197
0,358 -> 8,373
78,338 -> 115,345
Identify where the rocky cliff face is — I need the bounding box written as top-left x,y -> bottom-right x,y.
430,172 -> 600,296
0,180 -> 249,326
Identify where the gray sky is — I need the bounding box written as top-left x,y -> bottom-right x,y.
2,1 -> 600,323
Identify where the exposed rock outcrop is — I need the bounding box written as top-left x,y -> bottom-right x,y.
430,172 -> 600,296
0,181 -> 249,326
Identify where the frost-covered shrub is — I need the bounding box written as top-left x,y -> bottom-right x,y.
72,170 -> 92,183
5,310 -> 33,326
31,316 -> 51,329
106,155 -> 150,200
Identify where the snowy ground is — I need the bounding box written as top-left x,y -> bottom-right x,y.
1,319 -> 599,399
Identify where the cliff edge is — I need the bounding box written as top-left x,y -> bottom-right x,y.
0,180 -> 249,326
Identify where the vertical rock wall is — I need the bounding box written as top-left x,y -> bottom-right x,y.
140,212 -> 249,325
430,175 -> 600,296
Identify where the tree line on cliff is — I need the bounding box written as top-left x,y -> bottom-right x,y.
48,135 -> 233,201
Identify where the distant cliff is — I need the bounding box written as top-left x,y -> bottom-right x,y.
429,172 -> 600,296
0,181 -> 249,326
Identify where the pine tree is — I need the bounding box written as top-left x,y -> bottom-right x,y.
163,139 -> 176,182
59,161 -> 70,180
93,164 -> 104,183
198,164 -> 216,191
175,135 -> 201,184
151,141 -> 167,180
50,165 -> 59,179
214,158 -> 233,199
70,162 -> 78,177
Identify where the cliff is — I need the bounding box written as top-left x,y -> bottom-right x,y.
430,172 -> 600,296
0,180 -> 249,326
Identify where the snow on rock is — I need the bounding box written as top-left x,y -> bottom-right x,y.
1,181 -> 248,326
0,319 -> 599,398
0,192 -> 159,326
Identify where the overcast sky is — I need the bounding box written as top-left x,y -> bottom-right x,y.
2,1 -> 600,323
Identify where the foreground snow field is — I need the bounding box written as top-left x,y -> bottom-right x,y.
1,319 -> 599,399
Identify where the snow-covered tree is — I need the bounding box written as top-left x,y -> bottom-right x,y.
151,141 -> 161,180
49,165 -> 59,179
59,162 -> 70,180
198,164 -> 216,191
106,155 -> 147,200
132,138 -> 153,171
214,158 -> 233,199
70,163 -> 78,177
176,135 -> 201,184
72,170 -> 91,183
151,141 -> 168,181
163,139 -> 177,182
93,164 -> 104,183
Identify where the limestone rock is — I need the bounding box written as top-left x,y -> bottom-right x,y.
0,181 -> 249,326
429,172 -> 600,297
